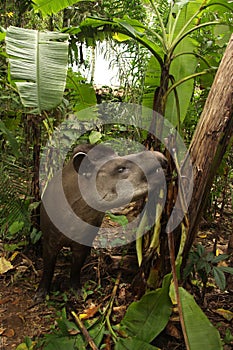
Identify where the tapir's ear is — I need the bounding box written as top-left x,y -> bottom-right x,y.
73,152 -> 93,176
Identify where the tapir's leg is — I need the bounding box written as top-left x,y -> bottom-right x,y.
35,237 -> 63,300
70,243 -> 91,291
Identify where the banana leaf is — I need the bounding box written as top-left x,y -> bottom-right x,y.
6,26 -> 69,114
33,0 -> 95,17
165,36 -> 198,126
179,287 -> 223,350
142,55 -> 162,110
120,274 -> 172,342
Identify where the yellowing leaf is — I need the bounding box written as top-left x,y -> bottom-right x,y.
3,328 -> 15,337
197,233 -> 207,238
0,257 -> 14,274
79,305 -> 100,320
169,281 -> 177,304
215,308 -> 233,321
79,313 -> 88,320
0,327 -> 6,335
113,32 -> 130,42
9,251 -> 19,261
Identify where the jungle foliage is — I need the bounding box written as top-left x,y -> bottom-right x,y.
0,1 -> 232,349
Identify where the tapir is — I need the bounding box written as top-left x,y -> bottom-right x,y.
35,143 -> 167,299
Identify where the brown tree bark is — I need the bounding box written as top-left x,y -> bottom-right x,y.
228,232 -> 233,254
183,34 -> 233,263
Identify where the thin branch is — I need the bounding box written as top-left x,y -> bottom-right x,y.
105,271 -> 122,341
71,311 -> 99,350
168,230 -> 190,350
148,0 -> 168,50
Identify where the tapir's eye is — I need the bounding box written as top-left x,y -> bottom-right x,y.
118,166 -> 127,173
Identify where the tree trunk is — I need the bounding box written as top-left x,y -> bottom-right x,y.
228,232 -> 233,254
182,34 -> 233,263
28,115 -> 41,229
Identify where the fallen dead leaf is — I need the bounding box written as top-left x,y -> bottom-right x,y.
9,251 -> 20,262
214,308 -> 233,321
0,256 -> 14,274
79,305 -> 101,320
3,328 -> 15,337
113,306 -> 127,312
68,328 -> 80,336
0,327 -> 6,335
12,297 -> 21,305
0,296 -> 12,305
166,321 -> 182,339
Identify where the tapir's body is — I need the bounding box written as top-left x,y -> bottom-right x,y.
36,143 -> 166,299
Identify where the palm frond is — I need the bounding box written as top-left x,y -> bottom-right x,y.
0,159 -> 31,236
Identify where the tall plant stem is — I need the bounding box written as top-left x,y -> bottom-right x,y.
148,0 -> 168,50
168,230 -> 190,350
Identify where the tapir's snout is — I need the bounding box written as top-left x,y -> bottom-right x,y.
153,151 -> 167,170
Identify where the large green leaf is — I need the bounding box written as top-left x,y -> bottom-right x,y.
115,337 -> 159,350
142,55 -> 161,110
167,0 -> 203,44
6,26 -> 69,113
163,0 -> 201,126
42,336 -> 85,350
115,17 -> 145,38
0,120 -> 19,157
208,0 -> 233,14
165,36 -> 198,126
33,0 -> 95,17
66,16 -> 163,63
121,274 -> 172,343
66,69 -> 96,112
179,287 -> 223,350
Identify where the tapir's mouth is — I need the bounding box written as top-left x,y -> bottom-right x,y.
155,167 -> 165,174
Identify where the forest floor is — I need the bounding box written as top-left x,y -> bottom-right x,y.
0,208 -> 232,350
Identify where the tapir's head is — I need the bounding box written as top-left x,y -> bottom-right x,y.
72,144 -> 167,211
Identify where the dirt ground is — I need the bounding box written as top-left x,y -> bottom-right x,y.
0,211 -> 232,350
